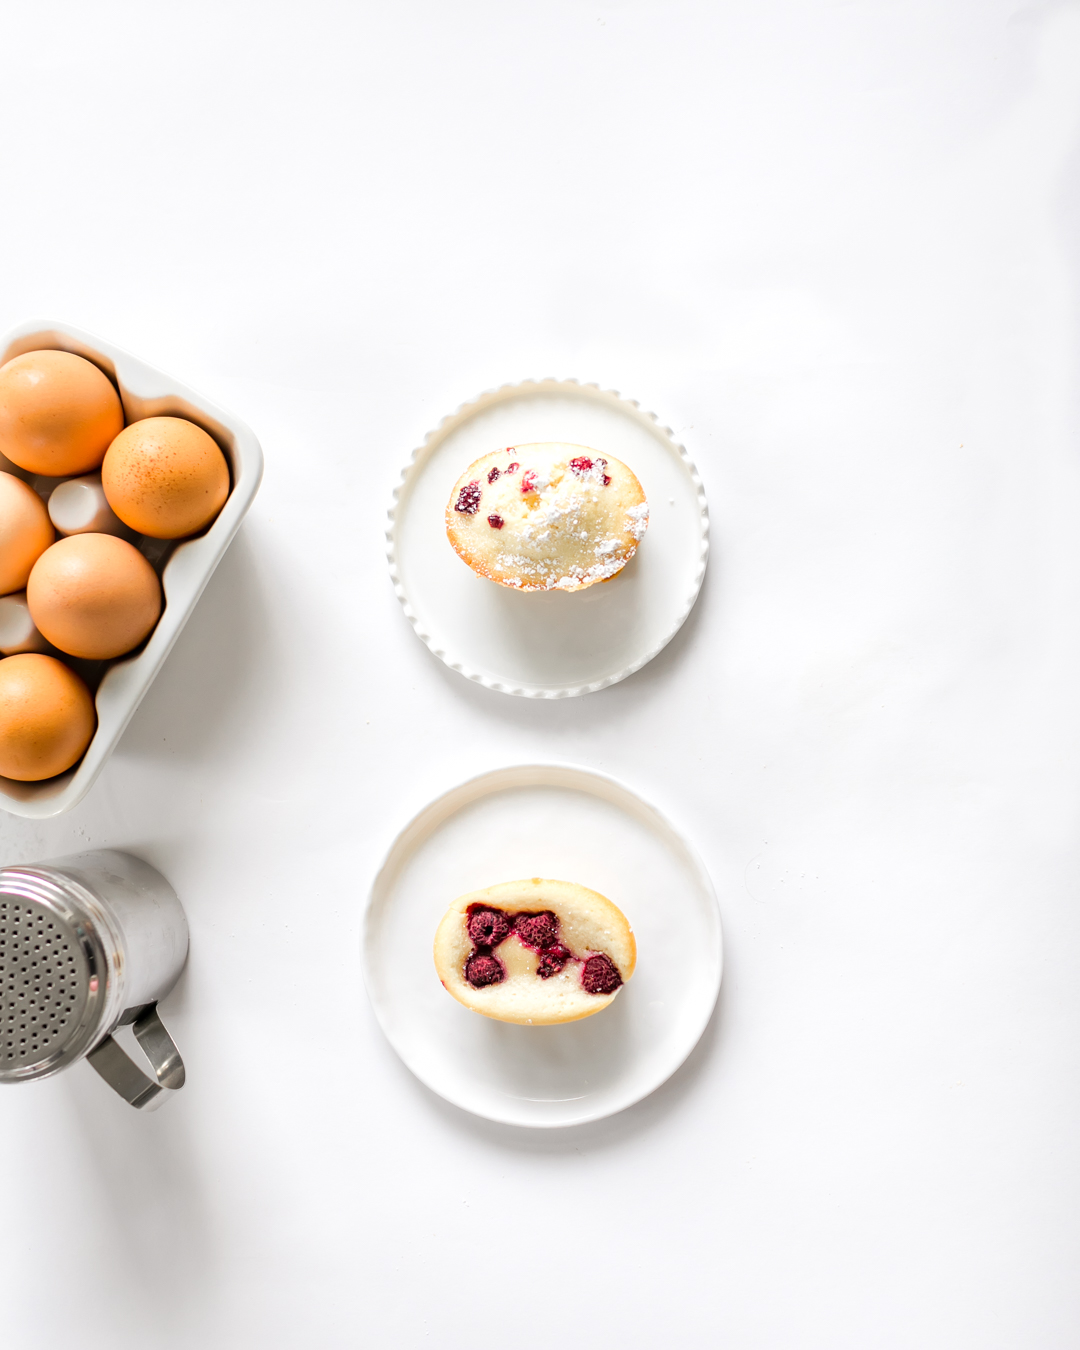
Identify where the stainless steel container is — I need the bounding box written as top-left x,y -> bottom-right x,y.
0,850 -> 188,1108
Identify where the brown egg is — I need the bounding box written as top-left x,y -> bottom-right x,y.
102,415 -> 229,539
0,350 -> 124,476
0,653 -> 95,780
0,472 -> 54,594
27,534 -> 161,660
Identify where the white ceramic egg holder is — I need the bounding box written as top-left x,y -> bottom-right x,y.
0,320 -> 263,818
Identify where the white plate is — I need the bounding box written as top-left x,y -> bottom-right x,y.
387,380 -> 709,697
0,320 -> 263,817
363,764 -> 722,1127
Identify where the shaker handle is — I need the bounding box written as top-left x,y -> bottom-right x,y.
86,1005 -> 186,1110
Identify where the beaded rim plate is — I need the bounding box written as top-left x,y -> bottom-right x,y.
387,380 -> 709,698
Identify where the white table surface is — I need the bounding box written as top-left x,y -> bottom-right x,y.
2,3 -> 1079,1347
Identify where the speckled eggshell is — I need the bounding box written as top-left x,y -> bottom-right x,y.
0,653 -> 96,781
101,416 -> 230,540
0,471 -> 55,596
0,350 -> 124,476
27,534 -> 162,660
445,443 -> 649,592
434,877 -> 637,1026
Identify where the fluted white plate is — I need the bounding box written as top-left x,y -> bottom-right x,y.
388,380 -> 709,697
363,764 -> 722,1127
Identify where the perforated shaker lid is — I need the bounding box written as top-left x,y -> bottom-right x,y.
0,870 -> 110,1083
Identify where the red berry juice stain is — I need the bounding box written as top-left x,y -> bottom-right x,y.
506,462 -> 519,474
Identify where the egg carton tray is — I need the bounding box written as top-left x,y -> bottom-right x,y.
0,319 -> 263,818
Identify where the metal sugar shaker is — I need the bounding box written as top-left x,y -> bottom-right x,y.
0,849 -> 188,1109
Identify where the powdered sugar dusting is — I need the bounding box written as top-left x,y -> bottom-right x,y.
625,501 -> 649,541
522,465 -> 555,493
448,442 -> 648,592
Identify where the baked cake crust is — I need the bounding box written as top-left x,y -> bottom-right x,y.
445,443 -> 648,592
433,877 -> 637,1026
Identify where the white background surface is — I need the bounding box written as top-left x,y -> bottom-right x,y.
0,2 -> 1078,1346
